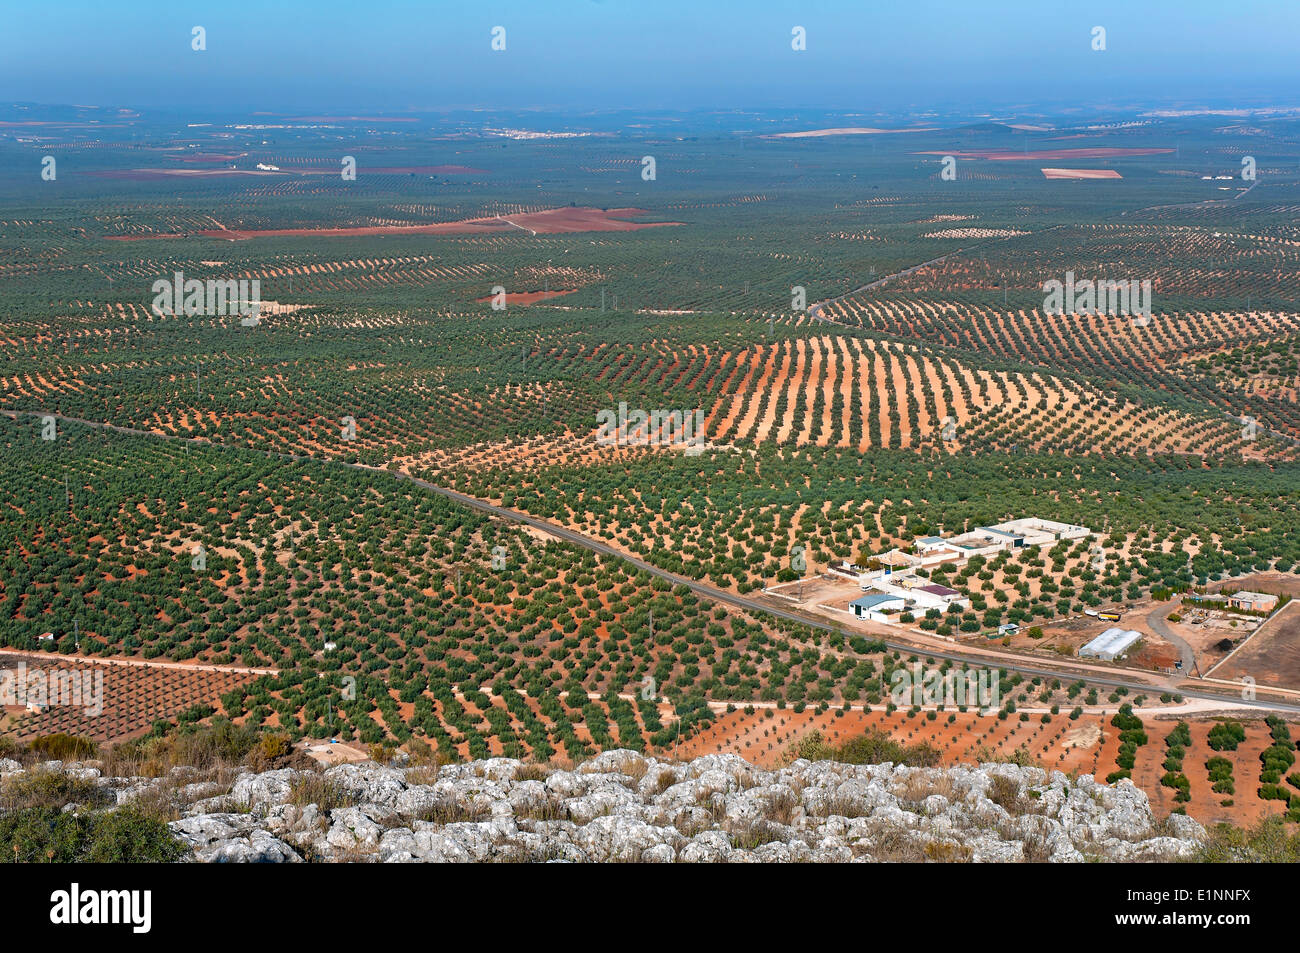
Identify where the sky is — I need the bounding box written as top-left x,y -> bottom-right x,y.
2,0 -> 1298,115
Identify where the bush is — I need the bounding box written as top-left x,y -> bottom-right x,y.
26,733 -> 97,762
791,728 -> 939,768
0,806 -> 188,863
0,770 -> 112,812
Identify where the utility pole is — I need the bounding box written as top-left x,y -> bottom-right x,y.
197,359 -> 201,396
673,701 -> 682,762
64,474 -> 70,510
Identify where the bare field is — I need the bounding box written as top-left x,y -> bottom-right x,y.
0,652 -> 257,743
1042,168 -> 1123,179
1214,601 -> 1300,690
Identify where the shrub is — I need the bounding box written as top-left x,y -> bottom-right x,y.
0,806 -> 188,863
1207,721 -> 1246,752
26,734 -> 97,762
791,728 -> 939,768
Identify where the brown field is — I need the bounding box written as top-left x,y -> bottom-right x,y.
0,653 -> 258,743
104,206 -> 684,241
84,169 -> 284,180
422,333 -> 1262,468
1135,717 -> 1296,827
1213,600 -> 1300,690
764,126 -> 939,138
300,164 -> 487,175
1042,168 -> 1123,179
674,706 -> 1298,828
474,289 -> 578,305
675,707 -> 1114,775
915,147 -> 1174,161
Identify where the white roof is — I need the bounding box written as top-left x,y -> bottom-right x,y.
1229,590 -> 1272,602
1080,627 -> 1142,656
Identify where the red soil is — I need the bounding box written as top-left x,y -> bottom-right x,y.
301,165 -> 487,175
84,169 -> 282,180
474,289 -> 578,305
104,207 -> 684,242
1042,168 -> 1123,179
916,148 -> 1173,161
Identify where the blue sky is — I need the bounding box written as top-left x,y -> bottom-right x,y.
2,0 -> 1298,113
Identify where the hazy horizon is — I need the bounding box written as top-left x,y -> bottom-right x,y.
3,0 -> 1298,115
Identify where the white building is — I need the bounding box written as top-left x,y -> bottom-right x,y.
1078,627 -> 1143,661
850,592 -> 907,622
857,576 -> 970,613
989,518 -> 1092,546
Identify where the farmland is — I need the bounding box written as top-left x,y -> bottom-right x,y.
1,104 -> 1299,828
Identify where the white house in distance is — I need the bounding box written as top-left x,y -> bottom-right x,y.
873,517 -> 1092,570
987,518 -> 1091,547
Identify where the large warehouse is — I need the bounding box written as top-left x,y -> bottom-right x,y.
1078,627 -> 1143,661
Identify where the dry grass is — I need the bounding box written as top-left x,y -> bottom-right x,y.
893,771 -> 957,811
0,770 -> 112,812
288,773 -> 354,812
514,763 -> 551,783
816,794 -> 872,819
923,840 -> 974,862
762,789 -> 799,825
986,774 -> 1045,816
726,818 -> 789,850
514,795 -> 570,822
861,822 -> 926,862
404,798 -> 491,826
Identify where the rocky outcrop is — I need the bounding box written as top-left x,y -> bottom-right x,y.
0,750 -> 1207,863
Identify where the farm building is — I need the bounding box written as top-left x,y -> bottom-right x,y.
912,583 -> 967,610
1078,627 -> 1143,661
914,536 -> 950,554
1226,591 -> 1278,613
884,517 -> 1094,576
850,593 -> 907,621
944,530 -> 1013,557
987,518 -> 1092,546
857,577 -> 970,612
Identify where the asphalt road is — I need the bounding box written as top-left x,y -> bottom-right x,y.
8,407 -> 1300,716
